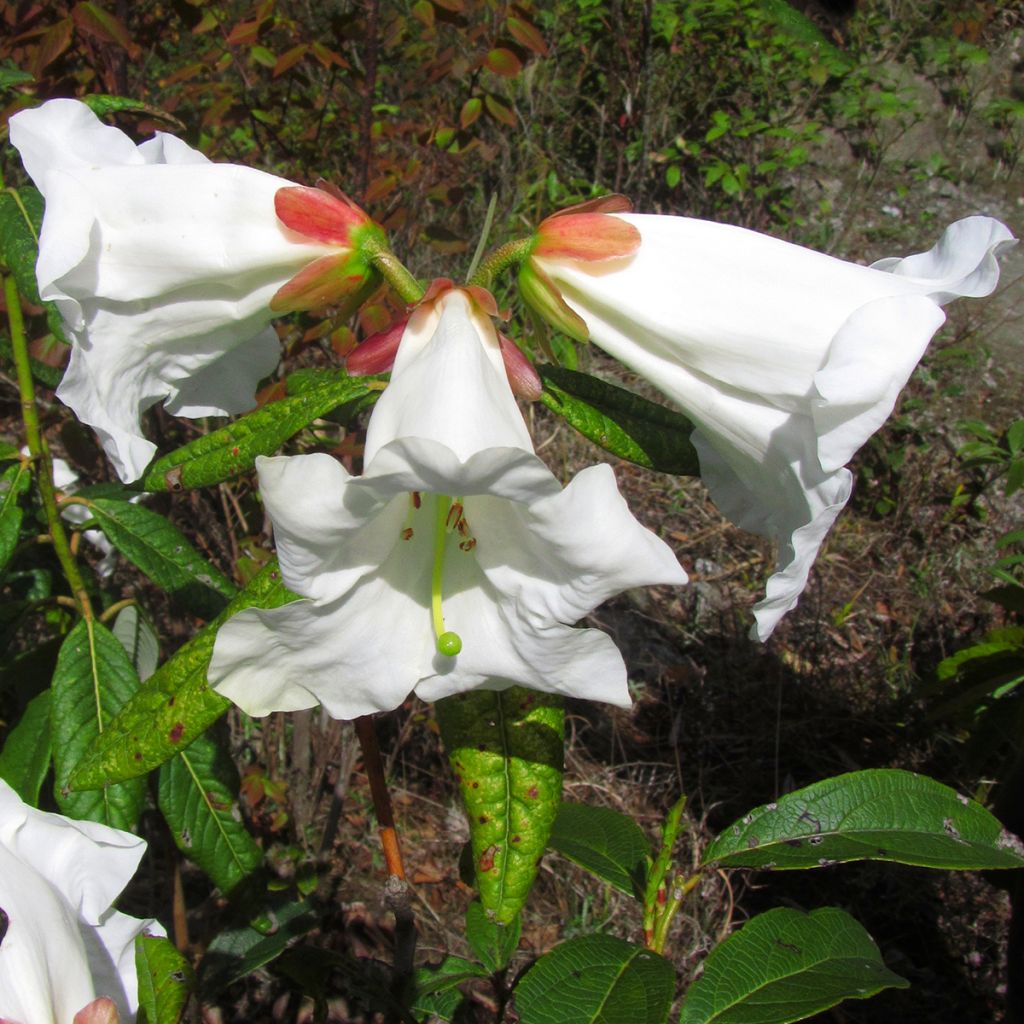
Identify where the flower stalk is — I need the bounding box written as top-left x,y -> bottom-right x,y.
360,232 -> 425,305
468,237 -> 534,291
4,274 -> 93,621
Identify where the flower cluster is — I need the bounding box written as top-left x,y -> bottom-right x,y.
10,98 -> 1016,720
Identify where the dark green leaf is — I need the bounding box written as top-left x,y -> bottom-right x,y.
139,371 -> 382,492
549,801 -> 649,897
0,335 -> 64,389
0,689 -> 52,804
415,955 -> 489,997
679,907 -> 907,1023
538,365 -> 700,476
465,900 -> 521,973
515,934 -> 674,1024
436,687 -> 564,924
0,66 -> 34,88
135,933 -> 195,1024
81,94 -> 186,130
199,899 -> 318,995
158,731 -> 263,895
87,498 -> 236,616
69,561 -> 297,789
0,187 -> 45,305
0,460 -> 32,574
51,618 -> 146,828
702,769 -> 1024,871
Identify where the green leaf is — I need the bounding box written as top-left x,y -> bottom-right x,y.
0,689 -> 52,805
87,497 -> 236,616
702,769 -> 1024,871
135,933 -> 195,1024
465,900 -> 521,972
538,366 -> 700,476
69,561 -> 297,789
139,371 -> 382,492
81,94 -> 186,130
515,934 -> 674,1024
436,687 -> 564,924
199,899 -> 318,994
415,954 -> 489,997
679,907 -> 907,1024
111,604 -> 160,681
0,66 -> 34,88
158,730 -> 263,895
0,187 -> 45,305
549,801 -> 649,897
51,618 -> 146,828
0,460 -> 32,574
0,334 -> 64,389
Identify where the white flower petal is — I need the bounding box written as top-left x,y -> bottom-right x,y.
9,99 -> 328,482
210,288 -> 684,716
364,289 -> 533,463
0,781 -> 162,1024
538,213 -> 1015,637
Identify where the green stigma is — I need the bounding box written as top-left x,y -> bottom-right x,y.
431,495 -> 463,657
437,631 -> 463,657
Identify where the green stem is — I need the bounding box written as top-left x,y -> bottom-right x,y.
4,274 -> 93,620
361,235 -> 424,305
468,237 -> 534,291
643,793 -> 686,947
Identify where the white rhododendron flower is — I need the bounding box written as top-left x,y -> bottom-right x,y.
525,211 -> 1016,639
208,287 -> 687,717
0,780 -> 161,1024
9,99 -> 380,483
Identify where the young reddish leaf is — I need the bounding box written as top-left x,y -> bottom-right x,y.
358,303 -> 392,335
432,0 -> 465,11
364,174 -> 397,204
225,18 -> 260,46
273,43 -> 308,76
72,998 -> 119,1024
193,9 -> 218,34
484,47 -> 523,78
507,15 -> 548,55
535,212 -> 641,261
31,18 -> 74,77
546,194 -> 633,218
310,41 -> 348,68
72,2 -> 140,57
460,97 -> 483,129
484,93 -> 517,127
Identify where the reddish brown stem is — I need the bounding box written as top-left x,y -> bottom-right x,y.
355,714 -> 406,880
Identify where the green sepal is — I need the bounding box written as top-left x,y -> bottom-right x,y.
68,561 -> 298,789
539,365 -> 701,476
435,686 -> 564,924
138,371 -> 383,492
518,262 -> 589,344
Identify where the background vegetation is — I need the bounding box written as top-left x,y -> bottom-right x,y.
1,0 -> 1022,1020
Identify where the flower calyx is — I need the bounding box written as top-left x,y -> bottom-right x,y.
271,181 -> 385,313
518,195 -> 641,344
346,279 -> 541,400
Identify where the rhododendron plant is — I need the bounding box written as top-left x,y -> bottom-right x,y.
0,781 -> 159,1024
9,99 -> 381,482
524,212 -> 1016,638
208,287 -> 686,717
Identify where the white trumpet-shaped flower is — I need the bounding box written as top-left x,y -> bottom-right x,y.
208,287 -> 686,717
0,780 -> 162,1024
9,99 -> 380,482
527,212 -> 1016,639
